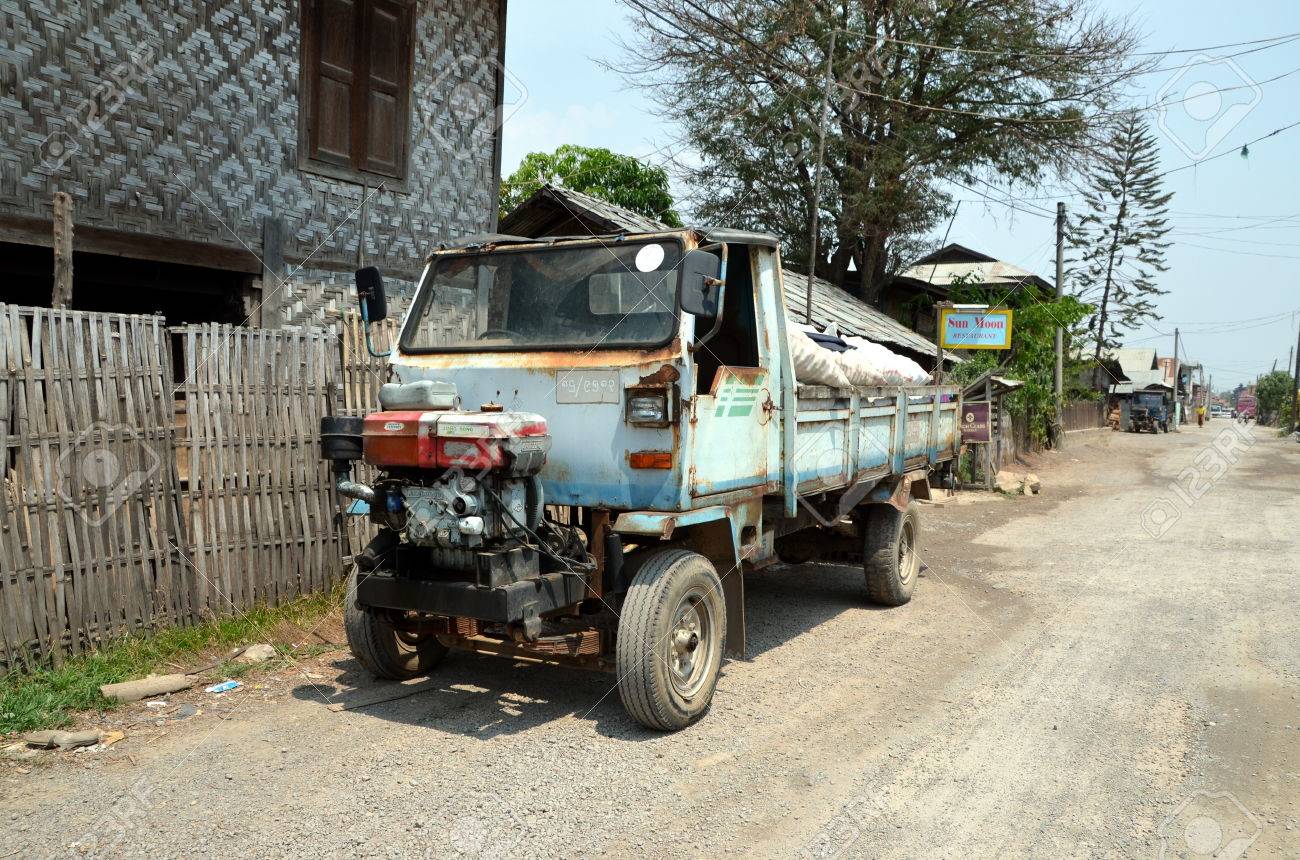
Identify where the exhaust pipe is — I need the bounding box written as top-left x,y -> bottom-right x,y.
335,478 -> 376,505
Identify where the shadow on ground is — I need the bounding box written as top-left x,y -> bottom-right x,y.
289,561 -> 884,740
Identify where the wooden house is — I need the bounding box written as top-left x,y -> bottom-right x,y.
1,0 -> 510,326
881,243 -> 1054,338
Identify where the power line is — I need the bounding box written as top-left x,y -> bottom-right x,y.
1159,119 -> 1300,177
1170,210 -> 1300,220
947,178 -> 1057,220
1175,240 -> 1300,260
1170,230 -> 1300,248
1144,309 -> 1298,327
839,26 -> 1300,61
956,117 -> 1300,213
835,59 -> 1300,126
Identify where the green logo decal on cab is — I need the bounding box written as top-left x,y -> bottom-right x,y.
714,384 -> 762,418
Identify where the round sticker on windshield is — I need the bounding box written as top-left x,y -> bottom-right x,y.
634,243 -> 666,272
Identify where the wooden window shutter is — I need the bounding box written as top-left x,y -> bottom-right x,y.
303,0 -> 414,181
359,0 -> 413,177
307,0 -> 360,168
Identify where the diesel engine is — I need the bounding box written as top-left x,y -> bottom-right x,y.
320,382 -> 579,576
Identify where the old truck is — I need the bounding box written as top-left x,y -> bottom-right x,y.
320,227 -> 961,730
1128,390 -> 1171,433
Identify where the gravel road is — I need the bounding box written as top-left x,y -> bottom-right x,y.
4,423 -> 1298,858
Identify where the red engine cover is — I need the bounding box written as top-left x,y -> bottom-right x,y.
362,409 -> 550,472
361,411 -> 437,468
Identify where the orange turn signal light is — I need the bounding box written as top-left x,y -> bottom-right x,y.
629,451 -> 673,470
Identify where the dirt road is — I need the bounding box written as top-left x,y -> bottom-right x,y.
4,424 -> 1298,858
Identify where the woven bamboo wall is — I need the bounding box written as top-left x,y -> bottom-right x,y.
1,0 -> 504,281
174,323 -> 342,615
0,297 -> 483,671
0,305 -> 189,668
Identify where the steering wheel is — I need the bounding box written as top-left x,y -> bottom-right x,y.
476,328 -> 520,341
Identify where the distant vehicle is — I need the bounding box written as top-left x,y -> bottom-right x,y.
1128,391 -> 1171,433
1236,393 -> 1257,420
1209,405 -> 1227,418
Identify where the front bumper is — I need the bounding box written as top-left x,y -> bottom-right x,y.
356,570 -> 589,624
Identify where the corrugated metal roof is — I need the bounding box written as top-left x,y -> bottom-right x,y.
782,269 -> 956,361
1111,368 -> 1172,394
499,183 -> 671,235
897,244 -> 1053,294
549,185 -> 671,233
901,260 -> 1042,288
1106,347 -> 1159,375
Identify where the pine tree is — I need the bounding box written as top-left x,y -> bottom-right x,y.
1070,115 -> 1173,362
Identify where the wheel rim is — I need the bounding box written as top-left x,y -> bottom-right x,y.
667,587 -> 715,699
898,518 -> 918,585
392,618 -> 433,653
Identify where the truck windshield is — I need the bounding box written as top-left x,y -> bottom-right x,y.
401,239 -> 682,352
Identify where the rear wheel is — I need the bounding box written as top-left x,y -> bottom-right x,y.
344,567 -> 447,680
617,549 -> 726,731
862,503 -> 921,606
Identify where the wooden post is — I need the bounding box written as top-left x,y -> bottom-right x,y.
52,192 -> 74,308
259,215 -> 285,328
984,379 -> 994,490
934,301 -> 950,384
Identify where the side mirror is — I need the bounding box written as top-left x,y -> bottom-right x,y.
678,249 -> 722,317
356,266 -> 388,322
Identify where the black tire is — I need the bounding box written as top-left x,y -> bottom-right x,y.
862,503 -> 921,607
616,548 -> 726,731
775,543 -> 814,565
344,567 -> 447,680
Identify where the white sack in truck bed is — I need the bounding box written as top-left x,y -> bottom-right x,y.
788,323 -> 931,388
788,322 -> 851,388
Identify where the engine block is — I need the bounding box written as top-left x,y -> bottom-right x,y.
402,476 -> 532,549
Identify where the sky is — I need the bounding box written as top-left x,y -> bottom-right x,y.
502,0 -> 1300,390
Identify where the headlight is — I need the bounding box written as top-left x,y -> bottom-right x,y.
627,392 -> 669,426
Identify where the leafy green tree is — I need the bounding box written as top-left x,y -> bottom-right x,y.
1069,115 -> 1173,362
1255,370 -> 1295,428
948,275 -> 1094,444
499,144 -> 682,226
614,0 -> 1145,302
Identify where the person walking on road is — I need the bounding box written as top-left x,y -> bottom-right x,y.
1196,403 -> 1206,427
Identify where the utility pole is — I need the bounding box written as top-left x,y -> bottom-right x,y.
804,27 -> 836,326
1054,201 -> 1065,447
1292,322 -> 1300,432
1172,328 -> 1180,431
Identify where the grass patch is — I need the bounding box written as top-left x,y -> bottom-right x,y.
0,586 -> 343,736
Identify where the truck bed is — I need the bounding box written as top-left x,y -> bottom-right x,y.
785,384 -> 961,499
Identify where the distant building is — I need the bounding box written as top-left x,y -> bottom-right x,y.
1157,357 -> 1201,409
881,243 -> 1054,338
1104,347 -> 1164,396
2,0 -> 509,326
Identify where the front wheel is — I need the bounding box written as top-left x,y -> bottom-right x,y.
617,549 -> 726,731
344,567 -> 447,680
862,503 -> 921,606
